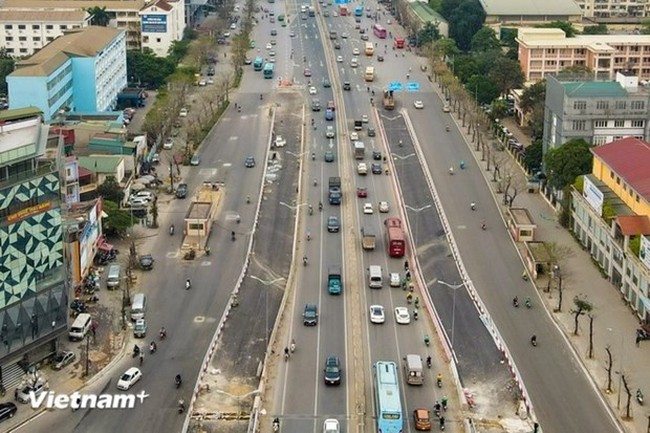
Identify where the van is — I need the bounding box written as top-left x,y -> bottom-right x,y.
368,265 -> 383,288
404,354 -> 424,385
130,293 -> 147,321
106,264 -> 121,289
69,313 -> 92,341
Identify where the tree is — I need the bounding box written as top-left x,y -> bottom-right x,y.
127,49 -> 175,89
97,176 -> 124,204
538,21 -> 576,37
0,48 -> 15,96
544,138 -> 593,190
571,294 -> 593,335
582,24 -> 608,35
86,6 -> 112,27
523,139 -> 543,172
604,345 -> 614,393
520,81 -> 546,138
466,74 -> 499,104
453,55 -> 478,83
417,22 -> 440,47
448,0 -> 486,52
488,57 -> 524,97
641,19 -> 650,35
100,200 -> 134,238
470,27 -> 500,53
491,99 -> 509,119
434,38 -> 459,61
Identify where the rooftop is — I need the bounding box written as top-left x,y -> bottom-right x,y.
0,9 -> 88,22
517,28 -> 650,49
409,2 -> 447,24
478,0 -> 582,16
142,0 -> 172,12
563,81 -> 629,98
10,26 -> 123,77
616,215 -> 650,236
77,155 -> 123,173
1,0 -> 145,11
592,137 -> 650,202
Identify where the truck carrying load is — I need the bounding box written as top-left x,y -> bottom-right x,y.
383,89 -> 395,110
327,266 -> 342,294
361,227 -> 376,250
354,141 -> 365,159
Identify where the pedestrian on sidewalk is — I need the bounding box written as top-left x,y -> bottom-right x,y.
139,351 -> 144,366
14,388 -> 18,401
636,333 -> 641,347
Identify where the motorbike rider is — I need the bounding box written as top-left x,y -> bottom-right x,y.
406,292 -> 413,303
308,204 -> 313,214
178,399 -> 185,413
525,297 -> 532,307
160,327 -> 167,339
318,201 -> 323,211
133,344 -> 140,356
260,93 -> 263,100
303,256 -> 308,266
470,202 -> 476,210
169,224 -> 174,235
290,338 -> 296,352
426,355 -> 432,367
231,231 -> 236,240
175,374 -> 182,386
481,221 -> 487,230
273,417 -> 280,430
150,341 -> 157,352
513,296 -> 519,307
413,309 -> 418,320
284,346 -> 290,359
436,373 -> 443,385
449,166 -> 454,175
186,279 -> 191,290
531,335 -> 537,345
306,231 -> 311,241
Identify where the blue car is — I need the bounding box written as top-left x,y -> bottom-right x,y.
325,108 -> 334,121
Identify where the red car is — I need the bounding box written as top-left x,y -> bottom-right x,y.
357,187 -> 368,198
304,68 -> 312,77
327,101 -> 335,111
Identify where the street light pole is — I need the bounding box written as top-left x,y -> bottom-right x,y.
437,280 -> 467,352
405,205 -> 432,250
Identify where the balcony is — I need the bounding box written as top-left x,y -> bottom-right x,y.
0,163 -> 57,191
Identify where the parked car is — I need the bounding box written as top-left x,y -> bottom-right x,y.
117,367 -> 142,390
190,154 -> 201,166
133,319 -> 147,338
52,350 -> 76,370
138,254 -> 154,270
163,138 -> 174,149
175,183 -> 188,199
0,403 -> 17,423
16,380 -> 48,404
134,191 -> 155,202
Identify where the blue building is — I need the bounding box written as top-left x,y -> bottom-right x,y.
7,26 -> 127,121
0,107 -> 68,387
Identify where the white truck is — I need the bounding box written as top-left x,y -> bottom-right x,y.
354,141 -> 365,159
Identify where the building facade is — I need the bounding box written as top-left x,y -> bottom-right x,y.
480,0 -> 583,35
0,107 -> 68,379
0,10 -> 89,57
571,137 -> 650,320
1,0 -> 145,50
7,26 -> 127,121
575,0 -> 648,18
543,73 -> 650,152
517,28 -> 650,83
139,0 -> 186,57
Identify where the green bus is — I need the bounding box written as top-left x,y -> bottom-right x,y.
263,63 -> 274,79
253,57 -> 264,71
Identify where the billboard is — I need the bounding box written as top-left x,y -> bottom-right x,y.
640,235 -> 650,272
142,15 -> 167,33
583,176 -> 603,216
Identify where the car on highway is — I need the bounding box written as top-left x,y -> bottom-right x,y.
52,350 -> 76,370
377,55 -> 384,62
343,81 -> 351,91
361,34 -> 369,41
323,418 -> 340,433
323,355 -> 342,385
371,163 -> 382,174
322,78 -> 331,88
359,28 -> 365,34
356,187 -> 368,198
357,162 -> 368,175
270,39 -> 277,45
139,254 -> 155,270
379,201 -> 390,213
333,11 -> 338,16
369,305 -> 385,323
175,183 -> 188,199
341,32 -> 348,38
275,135 -> 287,147
190,153 -> 201,166
303,303 -> 318,326
352,48 -> 360,55
327,216 -> 340,233
336,55 -> 343,63
163,138 -> 173,149
372,150 -> 382,160
323,10 -> 329,16
324,151 -> 335,162
361,114 -> 369,123
309,86 -> 317,95
244,156 -> 256,168
303,68 -> 312,77
117,367 -> 142,390
325,108 -> 334,121
414,100 -> 424,109
390,272 -> 401,287
443,103 -> 451,112
395,307 -> 411,324
268,51 -> 276,57
271,29 -> 277,36
334,42 -> 341,49
368,127 -> 376,137
350,57 -> 358,67
413,408 -> 432,430
350,131 -> 359,141
0,403 -> 17,423
363,203 -> 373,214
133,318 -> 147,338
289,31 -> 295,37
326,125 -> 335,138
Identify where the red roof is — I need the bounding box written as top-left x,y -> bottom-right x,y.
592,137 -> 650,201
143,0 -> 173,12
616,215 -> 650,236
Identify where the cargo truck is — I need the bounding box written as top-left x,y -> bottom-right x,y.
383,89 -> 395,110
327,266 -> 342,294
354,120 -> 363,131
328,176 -> 342,205
361,227 -> 376,250
354,141 -> 365,159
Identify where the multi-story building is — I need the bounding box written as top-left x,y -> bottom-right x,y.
139,0 -> 186,58
575,0 -> 648,18
481,0 -> 583,36
1,0 -> 145,50
517,27 -> 650,83
6,26 -> 127,121
571,137 -> 650,320
0,9 -> 90,57
543,73 -> 650,152
0,107 -> 68,383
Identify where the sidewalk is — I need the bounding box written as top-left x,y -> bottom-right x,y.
467,115 -> 645,431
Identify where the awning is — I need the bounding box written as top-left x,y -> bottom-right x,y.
98,242 -> 114,252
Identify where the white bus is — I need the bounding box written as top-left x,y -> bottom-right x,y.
364,66 -> 375,82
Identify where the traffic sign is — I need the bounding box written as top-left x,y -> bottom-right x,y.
388,81 -> 402,92
406,82 -> 420,92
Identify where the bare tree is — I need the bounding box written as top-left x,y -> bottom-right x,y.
622,374 -> 632,419
571,294 -> 593,335
588,314 -> 594,358
605,345 -> 613,393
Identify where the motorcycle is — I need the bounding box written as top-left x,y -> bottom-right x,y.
290,340 -> 296,353
637,389 -> 644,405
231,231 -> 236,241
470,202 -> 476,211
303,256 -> 308,266
460,160 -> 466,169
531,335 -> 537,347
185,280 -> 192,290
169,225 -> 174,236
311,152 -> 316,161
178,400 -> 185,414
175,375 -> 182,389
159,328 -> 167,340
132,345 -> 140,359
448,167 -> 454,175
525,298 -> 532,308
237,106 -> 241,113
308,205 -> 313,215
513,297 -> 519,308
424,335 -> 430,346
481,223 -> 487,231
149,342 -> 157,354
436,376 -> 443,388
273,418 -> 280,432
439,416 -> 446,430
413,310 -> 418,320
426,356 -> 432,368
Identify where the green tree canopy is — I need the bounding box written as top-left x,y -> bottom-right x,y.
470,27 -> 500,52
582,24 -> 608,35
448,0 -> 486,51
86,6 -> 112,26
523,140 -> 543,172
0,48 -> 15,96
417,22 -> 440,47
538,21 -> 576,37
127,49 -> 175,89
433,37 -> 459,61
101,200 -> 134,238
520,80 -> 546,137
97,176 -> 124,204
544,138 -> 593,190
466,74 -> 500,104
488,56 -> 524,97
453,55 -> 479,83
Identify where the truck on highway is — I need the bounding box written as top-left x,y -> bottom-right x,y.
354,120 -> 363,131
327,266 -> 342,294
361,227 -> 376,250
383,89 -> 395,110
328,176 -> 342,205
354,141 -> 365,159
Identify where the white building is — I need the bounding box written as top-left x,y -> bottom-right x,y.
139,0 -> 185,58
575,0 -> 648,18
0,9 -> 89,57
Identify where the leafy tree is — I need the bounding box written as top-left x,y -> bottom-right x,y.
582,24 -> 608,35
434,37 -> 459,61
488,57 -> 524,97
471,27 -> 500,53
544,138 -> 593,190
520,80 -> 546,137
642,19 -> 650,34
523,140 -> 543,171
126,49 -> 175,89
417,22 -> 440,47
560,64 -> 593,77
86,6 -> 112,26
453,55 -> 479,83
491,99 -> 509,119
571,294 -> 593,335
440,0 -> 465,19
473,49 -> 503,75
101,200 -> 134,238
538,21 -> 576,37
448,0 -> 486,52
466,74 -> 499,104
97,176 -> 124,204
0,48 -> 15,96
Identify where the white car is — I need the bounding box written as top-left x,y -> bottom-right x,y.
207,78 -> 214,84
350,57 -> 359,67
363,203 -> 373,214
357,162 -> 368,175
337,55 -> 343,63
378,201 -> 389,213
266,43 -> 273,50
414,100 -> 424,109
162,138 -> 173,149
369,305 -> 385,324
333,11 -> 338,17
309,86 -> 317,95
275,135 -> 286,147
394,307 -> 410,324
223,31 -> 231,37
361,114 -> 369,123
269,51 -> 276,57
350,132 -> 359,141
323,419 -> 340,433
198,80 -> 207,86
390,272 -> 401,287
325,125 -> 336,138
341,32 -> 348,38
117,367 -> 142,390
134,191 -> 155,202
290,31 -> 296,37
352,48 -> 360,55
179,108 -> 188,117
129,197 -> 148,207
443,103 -> 451,112
230,23 -> 237,30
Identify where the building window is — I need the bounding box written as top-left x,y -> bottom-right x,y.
593,136 -> 608,145
610,170 -> 614,179
637,194 -> 641,202
574,100 -> 587,110
616,176 -> 621,185
33,36 -> 41,41
4,24 -> 12,29
596,100 -> 609,110
546,48 -> 556,54
573,120 -> 586,130
631,100 -> 645,110
6,48 -> 14,53
156,38 -> 162,43
594,120 -> 607,128
18,24 -> 26,30
60,25 -> 67,30
19,48 -> 27,53
46,24 -> 53,30
614,120 -> 624,127
615,100 -> 626,110
32,25 -> 40,30
18,36 -> 27,41
143,36 -> 149,43
5,36 -> 13,41
47,37 -> 54,42
631,120 -> 644,127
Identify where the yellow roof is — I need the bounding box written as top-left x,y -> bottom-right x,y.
2,0 -> 145,11
0,9 -> 88,21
